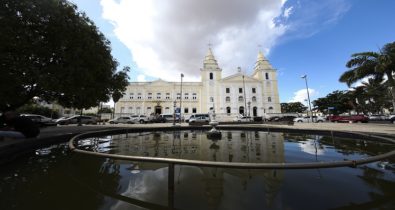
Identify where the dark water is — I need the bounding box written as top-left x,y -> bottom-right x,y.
1,130 -> 394,210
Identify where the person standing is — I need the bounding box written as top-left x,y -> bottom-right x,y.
0,111 -> 40,140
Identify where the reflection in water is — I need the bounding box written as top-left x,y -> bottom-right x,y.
83,131 -> 286,164
1,131 -> 394,210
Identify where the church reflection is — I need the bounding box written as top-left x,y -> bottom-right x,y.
100,130 -> 286,209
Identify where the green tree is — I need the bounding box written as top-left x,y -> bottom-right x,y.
313,90 -> 353,115
281,102 -> 307,113
0,0 -> 129,111
339,41 -> 395,111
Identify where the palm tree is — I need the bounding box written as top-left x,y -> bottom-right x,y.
339,42 -> 395,110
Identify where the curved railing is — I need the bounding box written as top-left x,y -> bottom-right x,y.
68,126 -> 395,170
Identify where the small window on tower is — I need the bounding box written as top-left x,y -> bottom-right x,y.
265,73 -> 269,80
209,72 -> 213,80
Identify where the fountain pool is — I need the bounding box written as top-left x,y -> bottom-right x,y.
1,128 -> 394,210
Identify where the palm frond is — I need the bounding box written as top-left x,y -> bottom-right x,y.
346,52 -> 378,68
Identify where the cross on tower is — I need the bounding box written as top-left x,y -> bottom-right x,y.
257,44 -> 262,52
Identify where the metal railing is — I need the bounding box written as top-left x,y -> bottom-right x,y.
68,126 -> 395,209
68,126 -> 395,170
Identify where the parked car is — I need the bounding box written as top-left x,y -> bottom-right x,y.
149,115 -> 167,123
269,115 -> 297,122
108,116 -> 134,124
189,116 -> 209,124
233,115 -> 252,122
188,114 -> 210,123
368,114 -> 387,121
328,115 -> 369,123
293,116 -> 326,123
130,115 -> 150,124
56,115 -> 98,125
159,114 -> 183,122
20,114 -> 57,126
388,114 -> 395,124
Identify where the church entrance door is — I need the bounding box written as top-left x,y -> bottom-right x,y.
155,106 -> 162,114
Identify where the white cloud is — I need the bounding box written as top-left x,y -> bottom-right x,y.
100,0 -> 350,82
137,74 -> 146,82
289,88 -> 317,104
100,0 -> 289,81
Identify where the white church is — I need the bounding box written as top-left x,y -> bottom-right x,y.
114,47 -> 280,118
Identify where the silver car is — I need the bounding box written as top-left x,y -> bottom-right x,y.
21,114 -> 57,126
56,115 -> 98,125
108,117 -> 134,124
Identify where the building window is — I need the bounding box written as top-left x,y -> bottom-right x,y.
128,107 -> 133,113
136,107 -> 141,114
148,93 -> 152,99
157,93 -> 161,99
265,73 -> 269,80
210,97 -> 214,102
252,88 -> 256,93
209,72 -> 213,80
192,93 -> 197,100
184,93 -> 189,99
239,88 -> 243,93
165,107 -> 170,114
226,97 -> 230,102
137,93 -> 142,99
130,93 -> 134,99
192,108 -> 197,113
177,93 -> 181,100
184,107 -> 189,113
120,107 -> 125,113
226,107 -> 231,114
226,88 -> 230,93
239,106 -> 244,115
268,97 -> 272,102
238,96 -> 243,102
252,96 -> 256,102
166,93 -> 170,99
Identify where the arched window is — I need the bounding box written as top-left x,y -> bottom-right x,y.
209,72 -> 213,80
265,73 -> 269,80
252,96 -> 256,102
226,96 -> 230,102
226,107 -> 231,114
238,96 -> 243,102
210,97 -> 214,102
268,106 -> 273,113
268,97 -> 272,102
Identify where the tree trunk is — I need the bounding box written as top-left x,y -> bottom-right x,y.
386,72 -> 395,113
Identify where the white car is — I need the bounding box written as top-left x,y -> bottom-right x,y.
189,116 -> 209,124
233,115 -> 252,122
293,116 -> 325,123
108,116 -> 134,124
131,115 -> 150,124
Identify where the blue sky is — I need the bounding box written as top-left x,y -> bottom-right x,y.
71,0 -> 395,105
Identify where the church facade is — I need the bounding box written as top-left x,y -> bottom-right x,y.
115,48 -> 280,118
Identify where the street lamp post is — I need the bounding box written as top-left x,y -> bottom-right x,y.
247,101 -> 251,118
301,75 -> 313,122
242,74 -> 247,116
180,73 -> 184,124
173,100 -> 176,126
